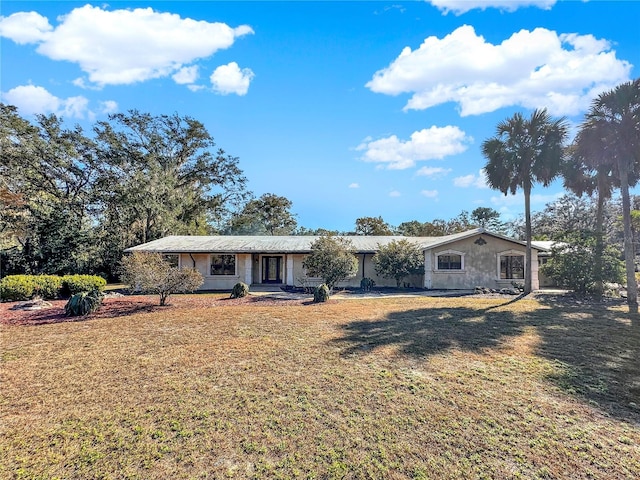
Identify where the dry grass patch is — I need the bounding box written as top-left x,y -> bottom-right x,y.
1,294 -> 639,479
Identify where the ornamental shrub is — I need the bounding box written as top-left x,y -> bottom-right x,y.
0,275 -> 63,301
64,290 -> 104,316
313,284 -> 330,303
302,235 -> 359,290
62,275 -> 107,296
0,275 -> 35,301
360,277 -> 375,292
120,252 -> 204,306
33,275 -> 63,299
230,282 -> 249,299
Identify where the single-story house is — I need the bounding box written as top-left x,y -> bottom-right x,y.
125,228 -> 547,291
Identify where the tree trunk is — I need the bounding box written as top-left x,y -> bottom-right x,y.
593,171 -> 606,298
524,184 -> 532,294
619,166 -> 638,310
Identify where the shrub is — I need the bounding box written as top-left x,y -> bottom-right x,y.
62,275 -> 107,296
373,239 -> 425,288
360,277 -> 375,292
313,284 -> 330,303
64,290 -> 104,316
230,282 -> 249,299
120,252 -> 204,306
33,275 -> 64,299
0,275 -> 63,301
0,275 -> 35,301
541,234 -> 624,294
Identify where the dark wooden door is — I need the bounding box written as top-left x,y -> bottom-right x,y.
262,256 -> 282,283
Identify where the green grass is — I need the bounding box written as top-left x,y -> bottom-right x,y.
1,294 -> 639,479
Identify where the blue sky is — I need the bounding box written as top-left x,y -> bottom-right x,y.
2,1 -> 639,232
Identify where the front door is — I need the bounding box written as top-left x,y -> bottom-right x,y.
262,256 -> 282,283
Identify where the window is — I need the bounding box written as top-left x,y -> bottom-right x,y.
210,254 -> 236,275
500,255 -> 524,279
163,254 -> 179,268
438,254 -> 462,270
435,250 -> 464,271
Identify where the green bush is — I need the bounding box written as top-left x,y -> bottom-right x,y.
313,284 -> 330,303
33,275 -> 63,299
360,277 -> 375,292
0,275 -> 36,301
64,290 -> 104,316
62,275 -> 107,296
0,275 -> 63,301
230,282 -> 249,299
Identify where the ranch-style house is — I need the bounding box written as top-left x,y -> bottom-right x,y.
125,228 -> 547,291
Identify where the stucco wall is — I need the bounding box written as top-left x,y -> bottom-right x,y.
425,235 -> 539,290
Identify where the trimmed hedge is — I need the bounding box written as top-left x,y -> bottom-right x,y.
0,274 -> 106,302
62,275 -> 107,296
0,275 -> 63,301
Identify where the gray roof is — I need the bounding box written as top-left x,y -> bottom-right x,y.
125,228 -> 538,254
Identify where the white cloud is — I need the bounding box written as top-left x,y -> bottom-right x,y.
428,1 -> 556,15
356,126 -> 471,170
3,85 -> 61,115
348,183 -> 360,189
210,62 -> 255,96
421,189 -> 439,198
172,66 -> 199,85
0,11 -> 52,44
0,5 -> 253,87
453,169 -> 489,188
99,100 -> 118,114
415,166 -> 452,177
389,191 -> 401,197
2,84 -> 114,119
366,25 -> 631,116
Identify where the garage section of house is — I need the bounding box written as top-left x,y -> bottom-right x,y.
125,228 -> 546,291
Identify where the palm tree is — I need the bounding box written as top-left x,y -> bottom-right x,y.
482,108 -> 569,294
563,124 -> 618,298
585,79 -> 640,309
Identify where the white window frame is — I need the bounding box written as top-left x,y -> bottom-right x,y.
434,249 -> 465,272
497,250 -> 525,280
210,254 -> 237,276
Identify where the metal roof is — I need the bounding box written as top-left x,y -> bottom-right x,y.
124,228 -> 539,254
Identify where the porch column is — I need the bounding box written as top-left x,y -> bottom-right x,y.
244,254 -> 252,284
424,251 -> 432,289
531,251 -> 540,290
286,255 -> 294,286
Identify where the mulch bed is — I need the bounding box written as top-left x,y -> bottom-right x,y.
0,294 -> 314,327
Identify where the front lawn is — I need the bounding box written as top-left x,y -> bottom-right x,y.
1,294 -> 638,479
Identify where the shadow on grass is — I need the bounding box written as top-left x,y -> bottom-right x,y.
334,296 -> 640,423
335,306 -> 521,358
532,295 -> 640,423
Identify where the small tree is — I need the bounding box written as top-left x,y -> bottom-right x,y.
120,252 -> 204,306
302,235 -> 359,291
541,234 -> 624,294
373,239 -> 425,288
